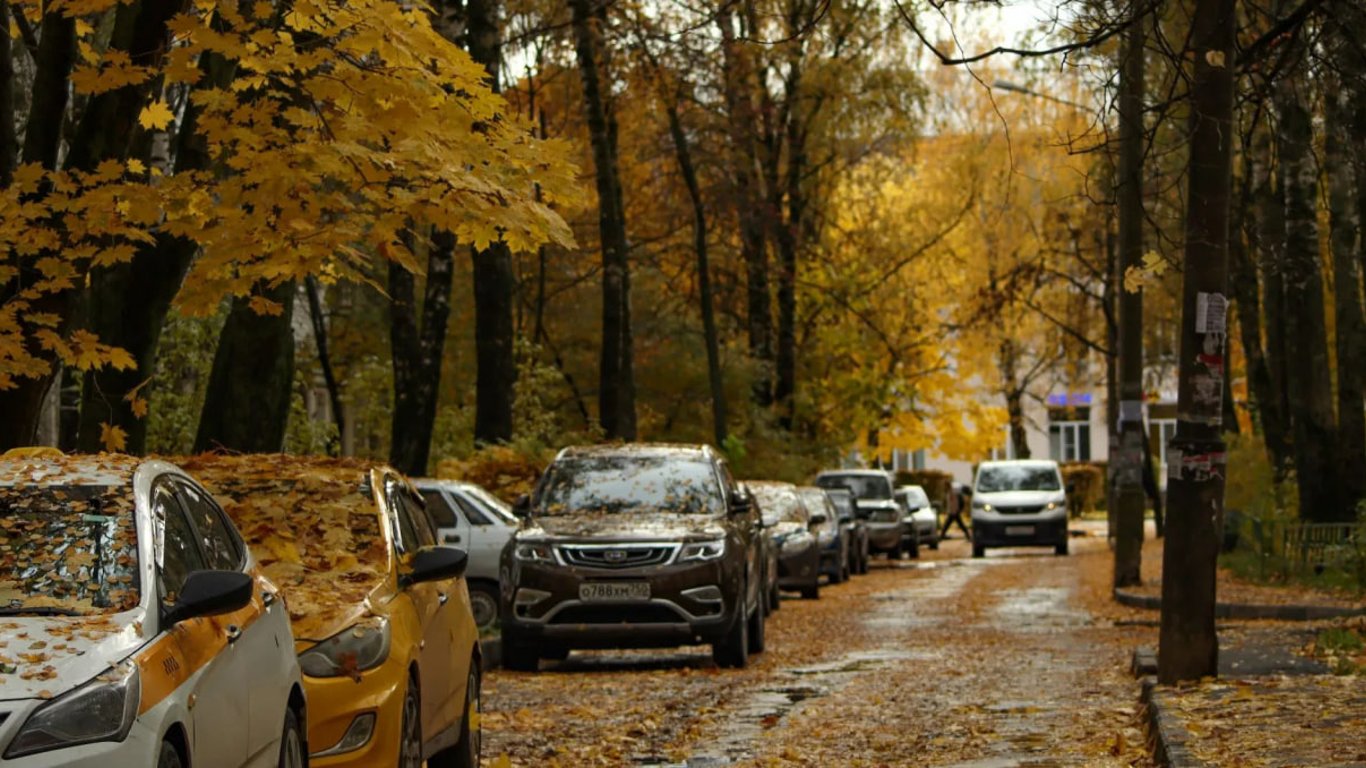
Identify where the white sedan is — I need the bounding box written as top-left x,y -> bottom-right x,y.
413,478 -> 517,630
896,485 -> 940,550
0,450 -> 305,768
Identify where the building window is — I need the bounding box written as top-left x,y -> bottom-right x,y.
1048,406 -> 1091,462
912,449 -> 926,471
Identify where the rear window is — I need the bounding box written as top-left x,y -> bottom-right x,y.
537,455 -> 723,516
976,466 -> 1062,493
0,485 -> 140,615
816,473 -> 892,500
748,485 -> 807,524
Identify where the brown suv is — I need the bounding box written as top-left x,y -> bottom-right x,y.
500,444 -> 766,670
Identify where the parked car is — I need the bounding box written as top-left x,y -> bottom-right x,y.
797,486 -> 849,583
825,487 -> 869,574
501,444 -> 766,670
747,482 -> 822,600
744,485 -> 781,614
413,479 -> 517,631
815,470 -> 907,561
896,485 -> 939,551
970,460 -> 1070,558
184,455 -> 481,768
0,449 -> 306,768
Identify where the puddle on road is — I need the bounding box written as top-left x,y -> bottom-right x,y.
991,587 -> 1090,631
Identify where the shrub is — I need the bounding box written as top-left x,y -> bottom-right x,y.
897,469 -> 955,509
1061,462 -> 1104,518
434,444 -> 550,502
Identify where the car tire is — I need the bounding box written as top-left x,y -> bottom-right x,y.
800,580 -> 819,600
769,580 -> 781,611
972,542 -> 986,559
713,598 -> 750,669
467,582 -> 500,632
907,532 -> 920,559
502,637 -> 540,672
1056,537 -> 1070,556
889,541 -> 903,561
929,534 -> 940,551
540,646 -> 570,662
277,708 -> 305,768
829,561 -> 844,584
430,662 -> 481,768
747,595 -> 766,655
157,741 -> 183,768
399,677 -> 423,768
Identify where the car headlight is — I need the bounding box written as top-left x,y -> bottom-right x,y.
780,533 -> 811,555
299,618 -> 391,679
5,662 -> 140,758
514,542 -> 554,562
1045,501 -> 1060,511
973,501 -> 992,512
678,539 -> 725,562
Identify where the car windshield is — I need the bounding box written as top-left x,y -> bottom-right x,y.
538,455 -> 723,516
796,489 -> 836,530
0,484 -> 141,615
462,485 -> 517,525
816,473 -> 892,500
749,485 -> 807,524
976,466 -> 1062,493
826,490 -> 855,520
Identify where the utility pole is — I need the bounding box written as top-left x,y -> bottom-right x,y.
1159,0 -> 1236,684
1114,4 -> 1146,588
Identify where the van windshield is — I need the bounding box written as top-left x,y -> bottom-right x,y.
815,474 -> 892,501
976,466 -> 1062,493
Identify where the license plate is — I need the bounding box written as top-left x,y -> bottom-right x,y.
579,582 -> 650,602
1006,525 -> 1036,536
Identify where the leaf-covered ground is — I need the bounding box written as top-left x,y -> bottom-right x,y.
483,526 -> 1155,766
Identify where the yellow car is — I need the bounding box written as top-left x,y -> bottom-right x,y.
181,456 -> 481,768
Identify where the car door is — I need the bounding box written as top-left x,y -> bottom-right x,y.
387,478 -> 460,741
172,477 -> 289,767
449,489 -> 506,581
717,460 -> 759,610
151,478 -> 247,768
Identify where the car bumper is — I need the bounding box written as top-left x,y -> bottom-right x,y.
865,523 -> 902,551
306,656 -> 407,767
503,559 -> 739,649
777,546 -> 819,589
972,516 -> 1068,548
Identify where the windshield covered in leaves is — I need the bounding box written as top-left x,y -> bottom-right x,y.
748,485 -> 807,524
538,455 -> 723,516
816,473 -> 893,501
976,466 -> 1062,493
0,485 -> 140,615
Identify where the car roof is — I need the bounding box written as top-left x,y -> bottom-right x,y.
978,460 -> 1059,469
557,443 -> 714,461
0,452 -> 144,488
816,468 -> 891,477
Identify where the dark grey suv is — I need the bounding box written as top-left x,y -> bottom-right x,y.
500,444 -> 766,670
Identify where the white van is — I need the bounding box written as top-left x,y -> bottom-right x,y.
970,460 -> 1069,558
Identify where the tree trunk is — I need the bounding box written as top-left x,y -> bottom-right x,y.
389,233 -> 455,476
717,6 -> 774,406
1326,19 -> 1366,509
1158,0 -> 1235,684
1251,129 -> 1294,477
571,0 -> 636,440
1114,8 -> 1147,588
0,0 -> 15,186
194,283 -> 296,453
662,88 -> 729,449
1276,69 -> 1341,522
305,277 -> 345,450
465,0 -> 517,447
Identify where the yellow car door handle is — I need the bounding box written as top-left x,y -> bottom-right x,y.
438,592 -> 449,606
226,625 -> 242,643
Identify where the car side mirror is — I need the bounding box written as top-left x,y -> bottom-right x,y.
401,546 -> 469,587
730,493 -> 754,514
163,570 -> 254,626
808,513 -> 827,528
512,494 -> 532,518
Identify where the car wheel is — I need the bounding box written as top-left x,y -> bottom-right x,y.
769,580 -> 781,611
430,662 -> 481,768
468,582 -> 500,631
713,598 -> 750,669
277,707 -> 305,768
747,594 -> 766,654
157,742 -> 183,768
399,678 -> 423,768
502,637 -> 540,672
929,534 -> 940,551
829,561 -> 844,584
907,532 -> 920,559
972,542 -> 986,559
889,541 -> 903,561
1056,537 -> 1070,556
800,580 -> 819,600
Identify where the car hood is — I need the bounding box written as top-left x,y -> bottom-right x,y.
0,613 -> 147,702
526,513 -> 728,542
975,490 -> 1064,507
766,521 -> 807,541
854,499 -> 900,511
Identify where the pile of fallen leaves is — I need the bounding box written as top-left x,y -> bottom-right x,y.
177,454 -> 392,639
436,445 -> 546,502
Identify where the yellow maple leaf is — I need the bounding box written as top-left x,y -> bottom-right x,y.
99,423 -> 128,453
138,100 -> 174,131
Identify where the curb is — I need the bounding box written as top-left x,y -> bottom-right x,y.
1114,588 -> 1366,620
1140,675 -> 1207,768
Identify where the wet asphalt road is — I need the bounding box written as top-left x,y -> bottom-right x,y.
482,525 -> 1150,767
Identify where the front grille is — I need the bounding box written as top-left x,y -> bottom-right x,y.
557,544 -> 677,569
550,604 -> 684,625
998,505 -> 1045,515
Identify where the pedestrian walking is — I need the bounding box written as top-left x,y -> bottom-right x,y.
940,483 -> 972,541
